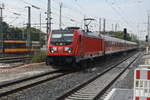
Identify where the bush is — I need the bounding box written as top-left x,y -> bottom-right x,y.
32,52 -> 46,63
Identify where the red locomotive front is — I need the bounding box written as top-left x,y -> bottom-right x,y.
46,27 -> 82,65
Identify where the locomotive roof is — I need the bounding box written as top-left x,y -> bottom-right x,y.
101,34 -> 137,45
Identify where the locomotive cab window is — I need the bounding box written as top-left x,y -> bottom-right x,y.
51,30 -> 74,45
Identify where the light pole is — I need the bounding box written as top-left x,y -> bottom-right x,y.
31,5 -> 41,30
25,6 -> 32,54
31,5 -> 42,47
25,4 -> 42,52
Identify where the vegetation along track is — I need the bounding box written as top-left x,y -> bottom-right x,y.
57,52 -> 141,100
0,69 -> 75,97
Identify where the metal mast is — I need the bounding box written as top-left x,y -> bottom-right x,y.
40,13 -> 41,31
115,23 -> 117,32
0,5 -> 3,34
148,13 -> 150,42
25,6 -> 32,53
103,18 -> 106,33
99,18 -> 101,34
0,3 -> 4,35
27,6 -> 31,28
59,2 -> 63,29
47,0 -> 52,35
0,3 -> 4,54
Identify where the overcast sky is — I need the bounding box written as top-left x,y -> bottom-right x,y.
0,0 -> 150,40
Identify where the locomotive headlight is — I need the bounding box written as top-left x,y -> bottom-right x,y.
51,50 -> 54,53
50,47 -> 57,53
64,47 -> 72,53
68,50 -> 72,53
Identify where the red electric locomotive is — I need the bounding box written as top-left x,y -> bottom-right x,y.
46,27 -> 137,67
46,27 -> 104,65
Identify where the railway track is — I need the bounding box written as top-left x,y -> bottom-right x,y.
56,52 -> 141,100
0,51 -> 141,99
0,69 -> 75,97
0,56 -> 32,63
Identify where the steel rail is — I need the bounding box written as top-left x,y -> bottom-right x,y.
0,69 -> 75,97
56,52 -> 141,100
0,56 -> 32,63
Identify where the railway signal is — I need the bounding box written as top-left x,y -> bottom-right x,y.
146,35 -> 148,42
124,28 -> 127,40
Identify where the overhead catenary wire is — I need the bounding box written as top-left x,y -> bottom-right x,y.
3,0 -> 89,30
2,3 -> 28,27
3,8 -> 29,25
110,2 -> 138,31
3,0 -> 136,33
52,0 -> 87,24
52,0 -> 85,16
21,0 -> 84,30
105,0 -> 139,34
51,2 -> 83,21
